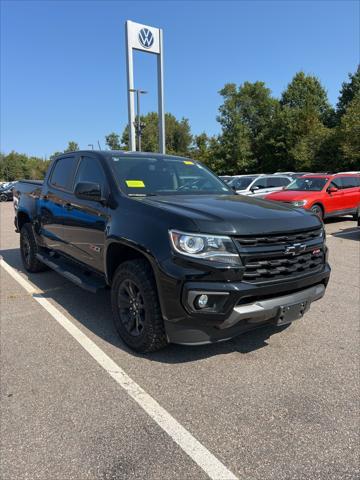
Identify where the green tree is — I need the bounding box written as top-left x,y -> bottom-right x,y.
120,112 -> 192,155
0,151 -> 50,181
105,132 -> 122,150
216,84 -> 256,173
64,141 -> 79,152
281,71 -> 334,125
336,65 -> 360,118
191,133 -> 211,163
336,95 -> 360,169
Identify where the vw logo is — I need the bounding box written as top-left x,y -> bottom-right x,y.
138,28 -> 154,49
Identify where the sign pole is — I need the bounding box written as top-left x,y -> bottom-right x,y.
125,22 -> 136,151
157,28 -> 165,154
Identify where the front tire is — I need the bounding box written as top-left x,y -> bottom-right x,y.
0,193 -> 8,202
20,223 -> 48,273
111,259 -> 168,353
311,204 -> 324,221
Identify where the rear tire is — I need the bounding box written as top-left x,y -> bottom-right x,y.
20,223 -> 48,273
0,193 -> 8,202
111,259 -> 168,353
311,204 -> 324,221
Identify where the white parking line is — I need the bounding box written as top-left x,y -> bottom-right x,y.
0,257 -> 238,480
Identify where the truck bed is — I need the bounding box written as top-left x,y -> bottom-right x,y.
13,180 -> 44,223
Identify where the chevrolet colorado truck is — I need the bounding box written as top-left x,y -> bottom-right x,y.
13,151 -> 330,352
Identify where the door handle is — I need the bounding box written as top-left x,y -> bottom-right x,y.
64,203 -> 73,211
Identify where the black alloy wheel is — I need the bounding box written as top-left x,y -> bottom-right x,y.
118,279 -> 145,337
111,259 -> 168,352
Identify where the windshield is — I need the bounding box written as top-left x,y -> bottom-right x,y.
110,155 -> 233,196
285,177 -> 328,191
228,176 -> 257,190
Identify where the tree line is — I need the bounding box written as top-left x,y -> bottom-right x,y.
1,67 -> 359,181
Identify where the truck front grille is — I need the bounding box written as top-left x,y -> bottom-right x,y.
234,228 -> 325,284
235,228 -> 322,247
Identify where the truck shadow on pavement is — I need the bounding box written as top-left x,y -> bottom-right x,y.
1,247 -> 289,364
331,227 -> 360,241
324,217 -> 359,241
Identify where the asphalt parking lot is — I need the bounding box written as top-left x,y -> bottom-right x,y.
0,201 -> 359,480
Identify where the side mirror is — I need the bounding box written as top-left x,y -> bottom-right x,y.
75,181 -> 105,203
327,186 -> 338,194
231,185 -> 237,192
250,185 -> 260,192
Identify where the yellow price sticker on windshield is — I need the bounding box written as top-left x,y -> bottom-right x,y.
184,161 -> 194,165
126,180 -> 145,188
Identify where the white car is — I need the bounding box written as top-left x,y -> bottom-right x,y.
228,175 -> 293,198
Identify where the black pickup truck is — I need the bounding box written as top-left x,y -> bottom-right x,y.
14,151 -> 330,352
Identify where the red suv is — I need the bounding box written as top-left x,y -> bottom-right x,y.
265,174 -> 360,220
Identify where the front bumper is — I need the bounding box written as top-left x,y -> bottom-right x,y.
162,264 -> 330,345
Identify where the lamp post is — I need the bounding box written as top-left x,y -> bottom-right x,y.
129,89 -> 147,151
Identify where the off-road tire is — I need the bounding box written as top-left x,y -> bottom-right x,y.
111,259 -> 168,352
20,223 -> 48,273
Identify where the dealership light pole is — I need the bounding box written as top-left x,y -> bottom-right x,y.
129,88 -> 147,151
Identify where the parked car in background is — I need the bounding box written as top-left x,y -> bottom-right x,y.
219,175 -> 233,183
265,174 -> 360,220
229,174 -> 292,198
0,181 -> 17,201
274,172 -> 312,178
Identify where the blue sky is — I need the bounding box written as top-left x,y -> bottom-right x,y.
1,0 -> 359,158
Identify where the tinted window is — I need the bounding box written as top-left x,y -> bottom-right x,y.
75,156 -> 106,188
252,177 -> 268,189
339,176 -> 360,188
330,178 -> 343,189
228,176 -> 257,190
266,177 -> 291,187
50,156 -> 78,190
286,177 -> 328,191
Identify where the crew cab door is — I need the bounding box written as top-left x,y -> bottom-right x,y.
39,154 -> 79,256
63,154 -> 109,272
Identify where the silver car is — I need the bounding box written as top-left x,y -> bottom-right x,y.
229,175 -> 293,198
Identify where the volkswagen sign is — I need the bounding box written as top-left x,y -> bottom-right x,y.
138,28 -> 154,49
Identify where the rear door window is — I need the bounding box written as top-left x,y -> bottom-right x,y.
267,177 -> 291,187
252,177 -> 268,189
339,176 -> 360,188
50,156 -> 78,191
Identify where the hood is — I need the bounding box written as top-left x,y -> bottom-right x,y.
137,194 -> 321,235
266,190 -> 323,202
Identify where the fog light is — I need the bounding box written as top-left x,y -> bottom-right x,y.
197,294 -> 209,309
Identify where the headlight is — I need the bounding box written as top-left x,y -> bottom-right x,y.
291,200 -> 308,207
169,230 -> 241,266
320,226 -> 326,243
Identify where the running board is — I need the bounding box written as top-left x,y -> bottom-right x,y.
36,252 -> 107,293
